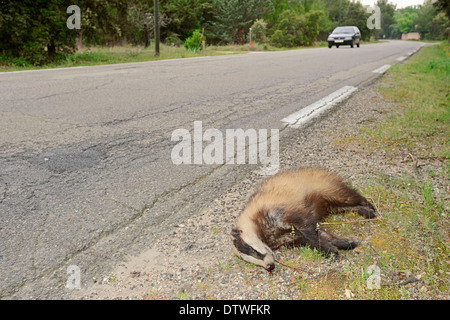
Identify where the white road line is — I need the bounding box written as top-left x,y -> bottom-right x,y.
372,64 -> 391,74
0,55 -> 221,75
281,85 -> 358,128
396,56 -> 407,62
0,66 -> 86,74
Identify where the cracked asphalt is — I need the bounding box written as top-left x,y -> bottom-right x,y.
0,40 -> 423,299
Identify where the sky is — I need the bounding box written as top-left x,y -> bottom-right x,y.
358,0 -> 427,8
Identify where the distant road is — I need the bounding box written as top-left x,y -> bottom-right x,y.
0,40 -> 423,298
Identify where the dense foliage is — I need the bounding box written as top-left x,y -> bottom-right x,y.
0,0 -> 449,65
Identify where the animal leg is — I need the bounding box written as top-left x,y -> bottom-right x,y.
329,187 -> 376,219
333,204 -> 376,219
319,230 -> 359,250
300,228 -> 339,257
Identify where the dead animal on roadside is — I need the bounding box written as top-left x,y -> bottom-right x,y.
231,168 -> 376,272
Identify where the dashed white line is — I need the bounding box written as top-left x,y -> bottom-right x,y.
372,64 -> 391,74
281,85 -> 358,128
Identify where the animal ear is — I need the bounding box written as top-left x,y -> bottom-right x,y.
231,228 -> 241,239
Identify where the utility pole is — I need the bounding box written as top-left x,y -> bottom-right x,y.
154,0 -> 160,56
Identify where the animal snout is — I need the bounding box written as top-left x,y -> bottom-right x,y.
266,263 -> 275,272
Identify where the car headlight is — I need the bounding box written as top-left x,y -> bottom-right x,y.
327,37 -> 334,41
345,37 -> 352,40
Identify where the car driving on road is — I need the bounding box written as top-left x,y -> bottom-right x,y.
328,26 -> 361,48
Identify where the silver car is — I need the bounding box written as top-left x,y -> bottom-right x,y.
328,26 -> 361,48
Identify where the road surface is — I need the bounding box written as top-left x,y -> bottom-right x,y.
0,40 -> 423,298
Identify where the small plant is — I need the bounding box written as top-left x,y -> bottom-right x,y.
420,181 -> 434,208
175,290 -> 191,300
184,30 -> 203,53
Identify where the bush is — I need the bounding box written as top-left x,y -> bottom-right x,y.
268,10 -> 302,47
184,30 -> 203,52
269,29 -> 295,48
250,19 -> 268,43
166,34 -> 182,47
268,10 -> 323,48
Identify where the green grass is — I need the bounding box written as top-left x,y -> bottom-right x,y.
0,42 -> 279,72
0,43 -> 252,72
363,42 -> 450,160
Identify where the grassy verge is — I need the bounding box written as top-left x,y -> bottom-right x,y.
0,42 -> 278,72
0,43 -> 239,72
0,40 -> 384,72
362,43 -> 449,161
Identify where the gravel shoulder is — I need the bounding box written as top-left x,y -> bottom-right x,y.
74,74 -> 448,300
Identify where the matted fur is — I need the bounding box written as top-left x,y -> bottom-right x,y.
232,168 -> 376,271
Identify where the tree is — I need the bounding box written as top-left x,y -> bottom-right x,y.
322,0 -> 343,25
269,9 -> 302,47
388,23 -> 402,39
79,0 -> 131,46
129,3 -> 169,47
0,0 -> 79,65
377,0 -> 396,38
266,0 -> 302,26
433,0 -> 450,40
395,6 -> 419,34
433,0 -> 450,20
433,12 -> 450,40
414,3 -> 440,39
340,1 -> 372,40
208,0 -> 273,44
161,0 -> 212,40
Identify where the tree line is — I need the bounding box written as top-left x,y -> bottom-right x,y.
1,0 -> 449,65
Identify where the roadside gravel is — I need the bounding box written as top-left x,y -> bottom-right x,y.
75,77 -> 448,300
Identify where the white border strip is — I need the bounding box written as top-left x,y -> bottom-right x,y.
396,56 -> 407,62
0,66 -> 86,74
372,64 -> 391,74
0,53 -> 231,75
281,85 -> 357,128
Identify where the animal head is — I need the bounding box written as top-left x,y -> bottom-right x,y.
231,227 -> 275,272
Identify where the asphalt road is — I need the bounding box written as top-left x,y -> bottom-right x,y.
0,40 -> 423,298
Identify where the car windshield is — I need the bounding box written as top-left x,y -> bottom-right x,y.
333,27 -> 354,34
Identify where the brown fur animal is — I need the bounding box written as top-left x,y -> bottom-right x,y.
231,168 -> 376,271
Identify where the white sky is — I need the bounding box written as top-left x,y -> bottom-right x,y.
358,0 -> 426,8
